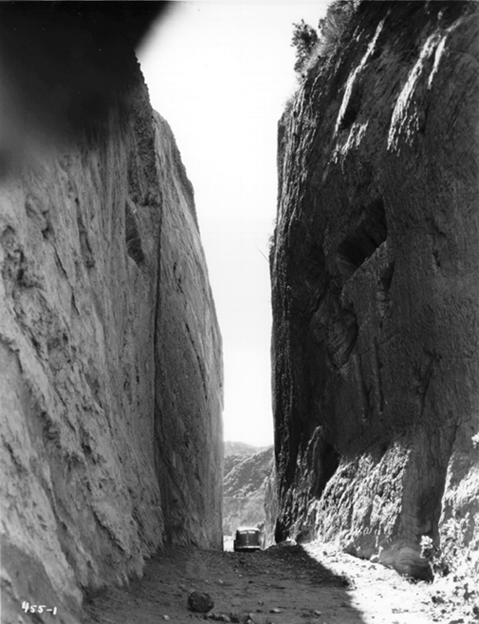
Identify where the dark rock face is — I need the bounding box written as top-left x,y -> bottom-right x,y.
0,59 -> 222,624
271,1 -> 479,579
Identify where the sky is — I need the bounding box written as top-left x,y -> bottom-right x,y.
138,0 -> 329,447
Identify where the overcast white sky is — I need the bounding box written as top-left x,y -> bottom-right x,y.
138,0 -> 329,447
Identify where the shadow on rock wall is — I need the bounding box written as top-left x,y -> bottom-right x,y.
271,0 -> 479,583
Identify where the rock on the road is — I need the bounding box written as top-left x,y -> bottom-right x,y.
188,590 -> 215,613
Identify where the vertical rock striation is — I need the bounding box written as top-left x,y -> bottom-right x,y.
153,113 -> 224,548
1,61 -> 222,624
271,1 -> 478,579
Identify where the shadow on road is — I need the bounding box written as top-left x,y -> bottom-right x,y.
263,542 -> 353,585
222,542 -> 367,623
84,543 -> 368,624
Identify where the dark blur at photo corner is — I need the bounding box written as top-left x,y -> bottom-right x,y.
0,1 -> 171,177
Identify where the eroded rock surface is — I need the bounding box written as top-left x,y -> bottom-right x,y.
1,62 -> 222,624
271,1 -> 479,580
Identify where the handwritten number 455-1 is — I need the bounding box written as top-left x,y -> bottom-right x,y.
22,602 -> 57,615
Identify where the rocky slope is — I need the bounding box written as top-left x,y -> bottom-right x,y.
271,0 -> 479,582
223,445 -> 273,537
0,30 -> 223,624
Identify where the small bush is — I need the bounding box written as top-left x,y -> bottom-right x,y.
291,0 -> 360,79
291,19 -> 319,75
318,0 -> 358,53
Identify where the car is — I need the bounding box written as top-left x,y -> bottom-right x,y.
233,526 -> 262,552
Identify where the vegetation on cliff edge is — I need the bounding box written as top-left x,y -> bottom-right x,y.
291,0 -> 359,78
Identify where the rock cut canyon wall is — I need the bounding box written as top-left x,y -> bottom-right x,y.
271,0 -> 478,580
0,7 -> 223,622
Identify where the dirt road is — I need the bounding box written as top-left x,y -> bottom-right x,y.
83,542 -> 454,624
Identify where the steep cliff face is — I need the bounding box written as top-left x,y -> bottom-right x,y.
271,1 -> 478,580
154,113 -> 224,547
0,66 -> 223,622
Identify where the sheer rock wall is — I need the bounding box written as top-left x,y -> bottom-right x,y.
271,1 -> 478,580
0,69 -> 223,623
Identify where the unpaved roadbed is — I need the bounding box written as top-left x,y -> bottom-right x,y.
83,542 -> 463,624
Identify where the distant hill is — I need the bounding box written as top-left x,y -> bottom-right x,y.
224,446 -> 274,497
223,445 -> 274,536
224,441 -> 270,457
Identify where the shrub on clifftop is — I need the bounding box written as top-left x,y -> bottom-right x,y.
291,19 -> 318,74
291,0 -> 359,78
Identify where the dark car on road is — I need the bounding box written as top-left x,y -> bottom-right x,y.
233,526 -> 262,552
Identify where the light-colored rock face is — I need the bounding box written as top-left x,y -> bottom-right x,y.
153,113 -> 224,548
271,1 -> 479,580
0,73 -> 223,621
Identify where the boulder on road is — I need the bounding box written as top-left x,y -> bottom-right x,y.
187,591 -> 214,613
